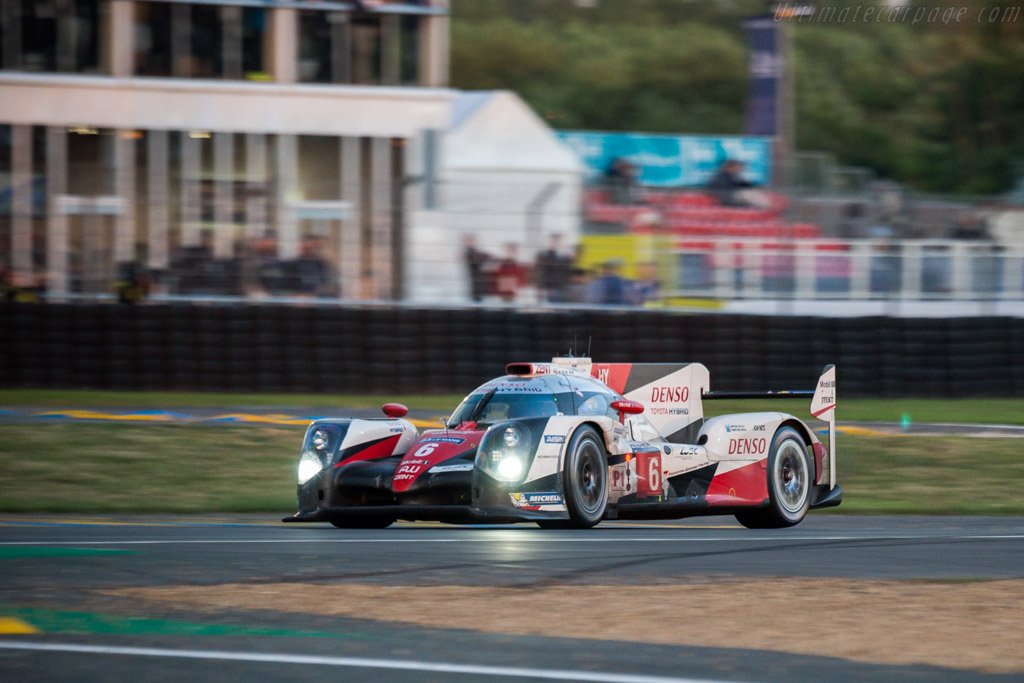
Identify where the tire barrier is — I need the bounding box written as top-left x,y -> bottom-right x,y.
2,302 -> 1023,397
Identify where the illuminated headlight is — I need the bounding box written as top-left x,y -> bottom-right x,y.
476,422 -> 531,484
496,455 -> 523,481
298,451 -> 324,485
310,428 -> 330,451
502,425 -> 522,448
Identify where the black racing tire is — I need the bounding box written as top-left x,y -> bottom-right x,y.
330,516 -> 395,529
562,426 -> 608,529
735,427 -> 812,529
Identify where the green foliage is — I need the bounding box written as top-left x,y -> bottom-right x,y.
450,0 -> 1024,194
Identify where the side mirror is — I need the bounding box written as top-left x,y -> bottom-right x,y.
610,399 -> 644,424
382,403 -> 409,418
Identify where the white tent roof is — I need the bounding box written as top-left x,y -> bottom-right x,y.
445,90 -> 582,173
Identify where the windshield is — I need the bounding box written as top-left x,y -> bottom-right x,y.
448,388 -> 567,427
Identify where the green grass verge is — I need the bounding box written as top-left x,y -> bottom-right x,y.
1,423 -> 1021,515
0,424 -> 298,513
3,390 -> 1024,425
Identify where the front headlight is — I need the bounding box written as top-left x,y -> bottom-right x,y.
298,451 -> 324,485
310,427 -> 331,451
496,454 -> 524,480
476,422 -> 531,484
502,425 -> 522,448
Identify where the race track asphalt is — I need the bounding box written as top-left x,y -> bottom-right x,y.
1,514 -> 1022,682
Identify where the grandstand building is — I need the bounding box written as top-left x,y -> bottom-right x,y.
0,0 -> 450,299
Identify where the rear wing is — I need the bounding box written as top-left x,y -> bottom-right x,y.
704,365 -> 837,489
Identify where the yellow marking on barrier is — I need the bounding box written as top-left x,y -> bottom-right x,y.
0,618 -> 40,634
34,410 -> 172,422
208,414 -> 309,426
836,425 -> 895,437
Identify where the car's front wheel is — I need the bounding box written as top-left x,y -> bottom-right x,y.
562,426 -> 608,528
735,427 -> 811,529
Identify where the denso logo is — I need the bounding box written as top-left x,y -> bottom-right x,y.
650,386 -> 689,403
728,438 -> 767,456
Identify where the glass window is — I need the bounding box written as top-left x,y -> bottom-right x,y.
190,3 -> 222,78
135,2 -> 172,76
399,14 -> 419,85
241,7 -> 265,77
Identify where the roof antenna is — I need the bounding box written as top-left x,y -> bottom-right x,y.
586,336 -> 592,358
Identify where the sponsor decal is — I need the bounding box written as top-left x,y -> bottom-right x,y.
611,466 -> 632,493
753,424 -> 766,432
594,367 -> 610,384
389,426 -> 405,434
429,462 -> 475,473
650,386 -> 689,403
724,424 -> 746,433
543,435 -> 565,444
728,437 -> 768,456
490,382 -> 544,393
648,407 -> 689,416
679,446 -> 700,456
668,461 -> 713,477
422,436 -> 466,445
510,492 -> 563,507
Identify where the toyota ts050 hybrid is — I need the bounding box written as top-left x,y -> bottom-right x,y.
283,359 -> 840,529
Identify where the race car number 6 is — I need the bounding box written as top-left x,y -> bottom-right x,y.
648,456 -> 661,491
414,443 -> 439,458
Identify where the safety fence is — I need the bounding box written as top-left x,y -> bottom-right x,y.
667,239 -> 1023,302
3,302 -> 1023,397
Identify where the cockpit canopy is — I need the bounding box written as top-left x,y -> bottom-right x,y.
447,373 -> 641,430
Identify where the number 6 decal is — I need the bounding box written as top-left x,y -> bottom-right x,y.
648,455 -> 662,493
414,442 -> 439,458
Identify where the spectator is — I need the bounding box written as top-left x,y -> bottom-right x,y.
706,159 -> 770,209
587,258 -> 631,305
534,233 -> 573,303
604,157 -> 637,205
563,267 -> 592,304
492,243 -> 529,302
630,261 -> 661,305
463,234 -> 491,302
114,261 -> 151,304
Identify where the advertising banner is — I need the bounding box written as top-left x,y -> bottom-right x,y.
556,131 -> 772,187
744,15 -> 780,136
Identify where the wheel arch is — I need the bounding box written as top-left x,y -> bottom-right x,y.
776,418 -> 818,486
557,419 -> 613,470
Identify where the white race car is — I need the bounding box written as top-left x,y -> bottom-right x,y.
284,358 -> 840,528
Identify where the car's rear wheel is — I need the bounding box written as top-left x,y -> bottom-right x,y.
735,427 -> 811,529
562,426 -> 608,528
330,516 -> 395,529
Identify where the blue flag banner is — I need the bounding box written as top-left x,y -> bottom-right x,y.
745,15 -> 780,136
557,131 -> 773,187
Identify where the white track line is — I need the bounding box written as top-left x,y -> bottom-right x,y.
0,534 -> 1021,546
0,641 -> 744,683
